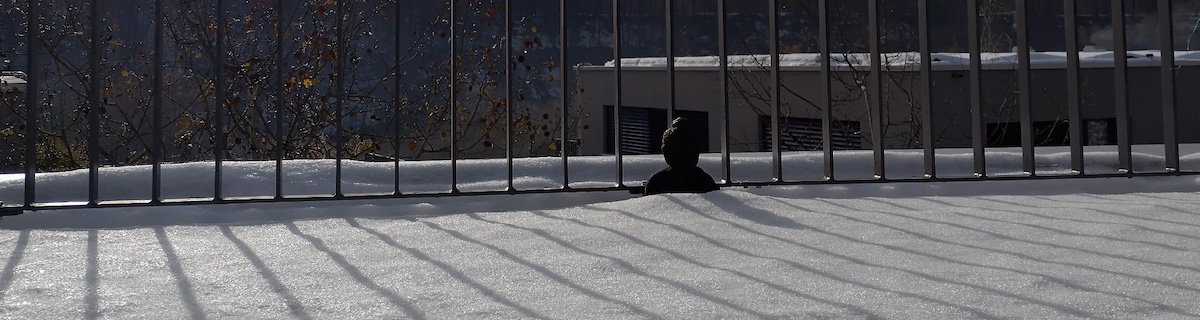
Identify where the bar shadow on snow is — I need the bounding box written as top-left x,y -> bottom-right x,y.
724,196 -> 1096,318
995,194 -> 1200,229
655,196 -> 1006,319
860,197 -> 1193,252
3,176 -> 1199,231
154,228 -> 206,320
85,230 -> 99,319
220,226 -> 312,320
0,191 -> 639,230
791,197 -> 1199,316
341,218 -> 547,319
283,222 -> 424,319
896,197 -> 1200,296
704,191 -> 1188,317
912,197 -> 1200,276
1024,195 -> 1200,242
700,192 -> 808,229
417,219 -> 658,318
1122,192 -> 1200,205
0,230 -> 29,304
523,208 -> 888,319
473,211 -> 784,319
738,176 -> 1200,200
1069,193 -> 1200,222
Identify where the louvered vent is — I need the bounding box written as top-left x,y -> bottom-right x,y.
760,117 -> 862,152
605,106 -> 709,155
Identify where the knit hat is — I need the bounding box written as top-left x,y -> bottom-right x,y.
661,117 -> 702,168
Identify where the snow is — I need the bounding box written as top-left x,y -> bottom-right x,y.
2,148 -> 1200,319
592,50 -> 1200,71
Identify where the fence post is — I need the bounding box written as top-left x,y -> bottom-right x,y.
153,0 -> 165,203
1064,0 -> 1084,174
819,0 -> 834,180
449,0 -> 459,193
23,0 -> 39,208
868,0 -> 884,180
1159,0 -> 1179,172
1112,0 -> 1132,174
612,0 -> 624,186
967,0 -> 986,178
559,0 -> 570,189
665,0 -> 674,124
505,0 -> 514,191
215,0 -> 226,200
718,0 -> 730,184
276,0 -> 286,198
393,0 -> 401,194
918,0 -> 935,179
1016,0 -> 1035,176
88,0 -> 102,205
335,0 -> 346,197
769,0 -> 782,182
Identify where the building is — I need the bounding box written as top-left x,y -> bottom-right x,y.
573,50 -> 1200,156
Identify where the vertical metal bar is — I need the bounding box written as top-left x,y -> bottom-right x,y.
449,0 -> 459,192
967,0 -> 986,177
275,0 -> 285,198
918,0 -> 934,179
559,0 -> 570,188
24,0 -> 39,207
769,0 -> 782,182
335,0 -> 346,196
665,0 -> 675,123
153,0 -> 164,202
819,0 -> 833,180
394,0 -> 402,194
505,0 -> 514,191
1112,0 -> 1132,173
613,0 -> 623,186
1064,0 -> 1083,174
215,0 -> 226,200
88,0 -> 101,205
867,0 -> 884,179
1160,0 -> 1179,172
1016,0 -> 1034,176
718,0 -> 730,183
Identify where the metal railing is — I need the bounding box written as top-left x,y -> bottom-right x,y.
2,0 -> 1196,216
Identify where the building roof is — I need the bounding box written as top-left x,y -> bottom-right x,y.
581,50 -> 1200,71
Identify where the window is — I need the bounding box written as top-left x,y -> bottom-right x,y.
760,116 -> 862,152
604,106 -> 708,155
986,118 -> 1116,147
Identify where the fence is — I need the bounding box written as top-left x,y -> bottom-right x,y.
2,0 -> 1197,216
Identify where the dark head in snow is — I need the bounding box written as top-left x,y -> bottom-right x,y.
643,117 -> 719,196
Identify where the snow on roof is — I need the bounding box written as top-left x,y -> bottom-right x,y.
585,50 -> 1200,71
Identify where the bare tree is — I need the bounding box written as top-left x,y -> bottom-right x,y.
0,0 -> 580,173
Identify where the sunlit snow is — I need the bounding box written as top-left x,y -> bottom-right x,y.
1,148 -> 1199,319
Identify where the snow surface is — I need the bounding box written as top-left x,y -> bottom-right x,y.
2,149 -> 1200,319
593,50 -> 1200,71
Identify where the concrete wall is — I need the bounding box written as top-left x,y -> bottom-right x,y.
574,64 -> 1200,155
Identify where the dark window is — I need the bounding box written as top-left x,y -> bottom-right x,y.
986,118 -> 1116,147
760,116 -> 862,152
1083,118 -> 1118,145
604,106 -> 708,155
